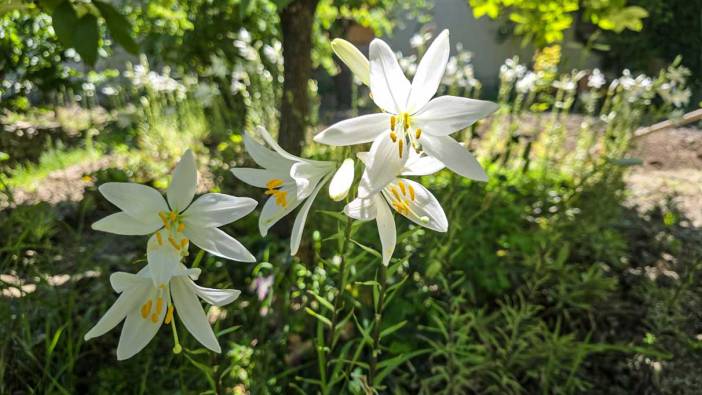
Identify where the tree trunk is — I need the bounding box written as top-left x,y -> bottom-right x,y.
279,0 -> 319,156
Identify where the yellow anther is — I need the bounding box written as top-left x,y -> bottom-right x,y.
164,306 -> 174,324
403,113 -> 410,129
156,297 -> 163,314
169,211 -> 177,222
180,238 -> 188,248
390,115 -> 397,131
150,313 -> 159,323
415,128 -> 422,139
266,179 -> 284,189
398,139 -> 404,158
389,131 -> 397,142
408,184 -> 416,201
141,300 -> 152,319
398,181 -> 406,195
390,187 -> 401,202
177,222 -> 185,232
156,232 -> 163,245
159,212 -> 169,227
168,236 -> 181,251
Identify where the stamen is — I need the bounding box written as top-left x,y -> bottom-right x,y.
408,184 -> 416,201
389,131 -> 397,142
141,300 -> 152,319
180,238 -> 188,248
169,211 -> 177,222
390,115 -> 397,131
165,306 -> 174,324
150,313 -> 159,323
159,211 -> 169,227
398,180 -> 406,195
415,128 -> 422,139
390,187 -> 401,202
168,236 -> 181,250
177,222 -> 185,233
156,297 -> 163,314
403,113 -> 410,129
156,232 -> 163,245
398,139 -> 404,158
266,179 -> 284,189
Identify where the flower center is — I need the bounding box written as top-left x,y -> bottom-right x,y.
384,180 -> 429,223
265,178 -> 288,208
140,285 -> 174,325
389,113 -> 422,158
156,211 -> 189,253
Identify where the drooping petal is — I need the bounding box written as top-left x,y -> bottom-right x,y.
344,197 -> 377,221
406,30 -> 450,113
313,113 -> 390,146
358,130 -> 408,198
171,276 -> 221,353
258,186 -> 302,236
187,280 -> 241,307
98,182 -> 168,220
420,135 -> 488,181
290,161 -> 332,200
116,287 -> 165,360
183,193 -> 257,228
110,271 -> 150,293
386,178 -> 448,232
369,38 -> 410,114
184,226 -> 256,262
413,96 -> 498,137
256,126 -> 328,166
290,174 -> 329,255
230,168 -> 280,188
328,158 -> 355,201
84,280 -> 150,341
146,230 -> 182,287
243,131 -> 294,170
332,38 -> 370,86
167,149 -> 198,213
401,150 -> 445,176
92,212 -> 162,236
374,195 -> 396,266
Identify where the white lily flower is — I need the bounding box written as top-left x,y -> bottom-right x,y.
84,264 -> 240,360
92,149 -> 258,285
345,150 -> 447,265
231,127 -> 337,255
328,158 -> 355,201
316,30 -> 496,185
331,38 -> 370,86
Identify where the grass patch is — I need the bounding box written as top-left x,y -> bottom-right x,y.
2,146 -> 102,191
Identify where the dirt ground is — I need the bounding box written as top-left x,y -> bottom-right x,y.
626,127 -> 702,226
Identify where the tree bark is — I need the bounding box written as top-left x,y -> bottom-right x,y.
279,0 -> 319,156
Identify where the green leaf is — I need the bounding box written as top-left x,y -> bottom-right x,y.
51,1 -> 78,48
305,307 -> 331,327
307,290 -> 334,311
373,349 -> 430,386
93,1 -> 138,54
379,320 -> 406,340
0,152 -> 9,161
350,239 -> 381,259
73,13 -> 99,65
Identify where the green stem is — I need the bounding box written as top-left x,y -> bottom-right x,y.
368,263 -> 387,388
326,215 -> 354,348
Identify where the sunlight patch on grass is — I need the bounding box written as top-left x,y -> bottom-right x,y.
3,147 -> 103,191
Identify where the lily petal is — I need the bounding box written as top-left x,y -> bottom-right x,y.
290,174 -> 329,255
116,287 -> 165,360
290,161 -> 331,200
369,38 -> 410,114
420,135 -> 488,181
167,149 -> 198,213
358,130 -> 408,198
231,168 -> 281,188
332,38 -> 370,86
387,178 -> 448,232
184,193 -> 257,228
84,280 -> 150,341
243,131 -> 294,170
344,197 -> 377,221
407,30 -> 450,113
146,230 -> 182,287
413,96 -> 498,137
313,113 -> 390,146
98,182 -> 168,220
374,195 -> 396,266
402,150 -> 445,176
258,186 -> 302,236
92,212 -> 162,236
184,226 -> 256,262
187,280 -> 241,307
328,158 -> 355,201
171,276 -> 221,353
110,271 -> 150,293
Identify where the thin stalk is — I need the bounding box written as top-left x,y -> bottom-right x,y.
326,215 -> 354,348
368,263 -> 387,387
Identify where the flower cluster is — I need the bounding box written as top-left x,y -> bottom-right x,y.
86,150 -> 258,360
